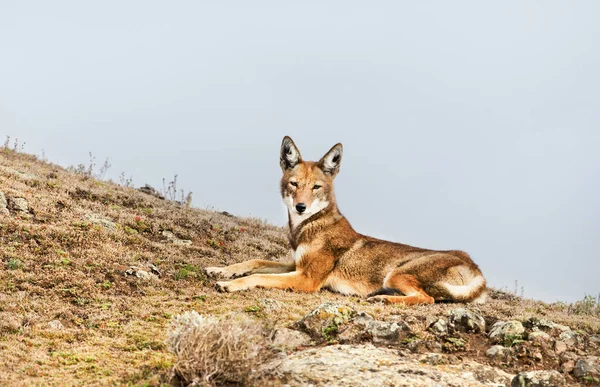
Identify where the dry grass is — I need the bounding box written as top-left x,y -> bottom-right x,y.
1,147 -> 599,386
167,312 -> 270,386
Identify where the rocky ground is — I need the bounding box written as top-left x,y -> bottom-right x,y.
255,301 -> 600,386
1,147 -> 599,386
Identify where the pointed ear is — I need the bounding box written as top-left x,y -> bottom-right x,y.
280,136 -> 302,171
318,143 -> 343,177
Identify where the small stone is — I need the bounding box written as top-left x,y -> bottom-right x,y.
559,351 -> 578,363
259,298 -> 282,311
0,191 -> 7,209
558,330 -> 579,347
554,341 -> 567,354
272,328 -> 312,350
511,370 -> 566,387
124,267 -> 158,281
590,335 -> 600,344
47,320 -> 64,330
137,184 -> 165,200
528,331 -> 551,341
489,320 -> 525,344
487,345 -> 510,360
448,308 -> 485,333
147,263 -> 161,276
430,318 -> 448,335
573,357 -> 600,379
559,360 -> 575,374
162,230 -> 192,246
365,320 -> 403,344
295,302 -> 355,339
9,197 -> 29,212
85,214 -> 116,230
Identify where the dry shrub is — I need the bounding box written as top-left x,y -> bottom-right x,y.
167,311 -> 270,386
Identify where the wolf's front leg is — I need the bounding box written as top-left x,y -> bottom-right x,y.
205,259 -> 295,279
215,271 -> 320,293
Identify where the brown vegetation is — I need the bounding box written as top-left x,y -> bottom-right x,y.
1,145 -> 599,385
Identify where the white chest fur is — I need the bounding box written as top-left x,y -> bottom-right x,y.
292,245 -> 308,264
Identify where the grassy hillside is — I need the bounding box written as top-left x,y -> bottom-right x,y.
1,147 -> 599,386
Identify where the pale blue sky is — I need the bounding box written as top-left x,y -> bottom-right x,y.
1,1 -> 599,302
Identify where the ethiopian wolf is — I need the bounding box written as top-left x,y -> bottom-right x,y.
205,137 -> 486,304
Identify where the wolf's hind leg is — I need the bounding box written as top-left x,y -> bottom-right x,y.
205,260 -> 295,279
366,272 -> 434,305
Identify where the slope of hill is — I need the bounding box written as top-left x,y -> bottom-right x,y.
1,148 -> 599,386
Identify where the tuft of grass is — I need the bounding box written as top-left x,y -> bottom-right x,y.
166,311 -> 271,386
7,258 -> 23,270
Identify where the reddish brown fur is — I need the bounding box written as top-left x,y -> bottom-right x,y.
205,137 -> 487,305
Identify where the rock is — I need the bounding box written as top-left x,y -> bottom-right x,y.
137,184 -> 165,200
489,320 -> 525,344
511,370 -> 566,387
590,335 -> 600,344
162,230 -> 193,246
487,345 -> 511,360
526,318 -> 571,334
573,357 -> 600,379
47,320 -> 64,330
558,330 -> 579,347
124,266 -> 158,281
0,191 -> 7,208
147,263 -> 161,277
262,344 -> 514,387
448,308 -> 485,333
365,320 -> 403,344
85,213 -> 116,230
272,328 -> 312,350
259,298 -> 282,311
8,197 -> 29,213
0,191 -> 8,215
295,302 -> 355,339
559,351 -> 578,363
430,318 -> 448,335
559,360 -> 575,374
528,331 -> 551,343
554,341 -> 568,354
339,312 -> 412,344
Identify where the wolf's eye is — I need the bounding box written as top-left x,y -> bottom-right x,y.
313,184 -> 321,190
290,181 -> 298,187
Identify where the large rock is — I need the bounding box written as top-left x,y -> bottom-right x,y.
448,308 -> 485,333
558,330 -> 579,347
489,320 -> 525,344
295,302 -> 355,339
573,357 -> 600,379
262,344 -> 513,387
511,370 -> 566,387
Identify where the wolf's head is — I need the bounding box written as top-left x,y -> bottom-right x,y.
279,136 -> 343,227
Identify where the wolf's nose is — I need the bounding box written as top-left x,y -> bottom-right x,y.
295,203 -> 307,213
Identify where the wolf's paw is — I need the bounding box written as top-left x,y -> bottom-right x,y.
215,281 -> 247,293
205,266 -> 248,279
366,295 -> 390,304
